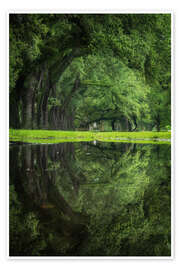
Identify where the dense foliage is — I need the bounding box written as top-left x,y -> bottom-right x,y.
10,142 -> 171,256
9,14 -> 171,131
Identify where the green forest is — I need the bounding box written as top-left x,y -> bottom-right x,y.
9,14 -> 171,132
9,13 -> 172,257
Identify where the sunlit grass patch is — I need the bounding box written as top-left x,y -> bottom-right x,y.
9,129 -> 171,144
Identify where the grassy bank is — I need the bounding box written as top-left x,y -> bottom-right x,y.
9,129 -> 171,144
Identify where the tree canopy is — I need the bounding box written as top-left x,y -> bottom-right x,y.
9,13 -> 171,131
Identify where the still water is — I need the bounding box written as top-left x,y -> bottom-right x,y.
9,142 -> 171,256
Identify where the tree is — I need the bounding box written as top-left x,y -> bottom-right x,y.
9,14 -> 171,131
74,56 -> 151,131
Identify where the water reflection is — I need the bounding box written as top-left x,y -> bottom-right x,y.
9,142 -> 171,256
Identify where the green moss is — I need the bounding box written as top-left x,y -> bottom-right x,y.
9,129 -> 171,144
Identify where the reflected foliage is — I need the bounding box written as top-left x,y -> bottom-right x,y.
9,142 -> 171,256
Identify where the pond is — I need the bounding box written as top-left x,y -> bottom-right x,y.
9,141 -> 171,256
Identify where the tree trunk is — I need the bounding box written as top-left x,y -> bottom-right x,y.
111,119 -> 116,131
22,74 -> 37,129
9,91 -> 21,128
49,75 -> 80,130
132,116 -> 137,131
9,75 -> 25,128
156,114 -> 160,131
157,122 -> 160,132
42,72 -> 51,129
125,118 -> 132,131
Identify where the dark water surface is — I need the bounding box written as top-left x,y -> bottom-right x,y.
9,142 -> 171,256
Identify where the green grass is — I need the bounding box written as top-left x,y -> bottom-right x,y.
9,129 -> 171,144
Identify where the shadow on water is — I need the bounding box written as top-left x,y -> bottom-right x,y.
9,141 -> 171,256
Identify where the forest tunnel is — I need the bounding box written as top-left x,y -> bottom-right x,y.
9,14 -> 171,132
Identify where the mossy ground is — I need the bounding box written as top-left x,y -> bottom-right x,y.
9,129 -> 171,144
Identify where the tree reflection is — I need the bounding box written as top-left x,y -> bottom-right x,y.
9,142 -> 171,256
